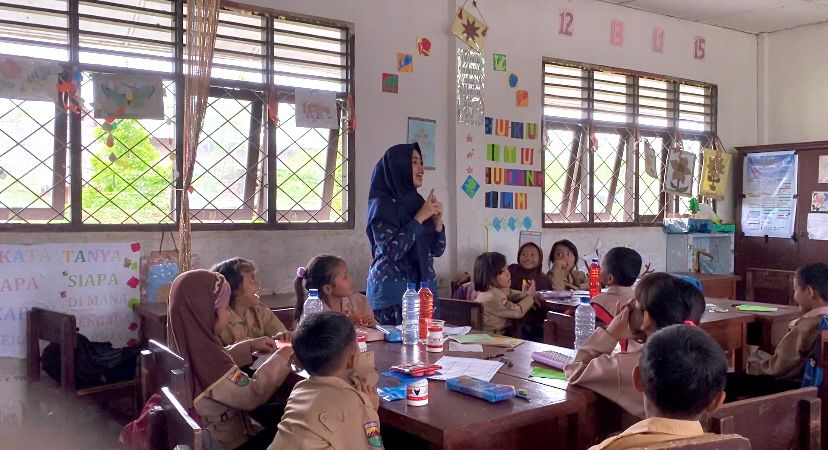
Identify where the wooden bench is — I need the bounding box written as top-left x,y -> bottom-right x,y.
271,306 -> 295,331
140,339 -> 190,408
745,268 -> 796,306
640,434 -> 752,449
436,297 -> 483,330
27,307 -> 140,414
148,386 -> 223,450
706,387 -> 820,450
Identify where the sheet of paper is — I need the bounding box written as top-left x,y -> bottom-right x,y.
819,155 -> 828,183
443,326 -> 471,336
448,342 -> 484,352
429,356 -> 503,382
735,305 -> 778,312
529,366 -> 567,380
807,213 -> 828,240
450,334 -> 493,344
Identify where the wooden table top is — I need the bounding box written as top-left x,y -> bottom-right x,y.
706,298 -> 800,321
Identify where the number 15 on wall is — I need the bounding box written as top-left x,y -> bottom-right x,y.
694,36 -> 705,60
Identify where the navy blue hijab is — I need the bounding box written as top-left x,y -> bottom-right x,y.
366,143 -> 437,283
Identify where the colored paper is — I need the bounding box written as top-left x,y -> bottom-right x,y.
486,144 -> 500,162
610,19 -> 624,46
504,146 -> 517,163
507,217 -> 518,231
295,87 -> 338,129
700,148 -> 732,201
529,366 -> 567,380
500,192 -> 514,209
652,27 -> 665,53
461,175 -> 480,199
407,117 -> 436,169
0,56 -> 61,102
520,148 -> 534,165
516,89 -> 528,107
451,334 -> 493,343
485,167 -> 544,187
484,116 -> 493,135
416,37 -> 431,56
493,53 -> 506,71
448,342 -> 484,352
522,216 -> 532,230
664,149 -> 696,196
812,192 -> 828,212
495,119 -> 510,137
92,73 -> 164,119
735,305 -> 778,312
492,217 -> 503,231
382,73 -> 398,93
515,193 -> 527,209
484,191 -> 499,208
397,53 -> 413,73
511,122 -> 524,139
819,155 -> 828,183
508,73 -> 518,88
450,7 -> 489,52
526,123 -> 538,140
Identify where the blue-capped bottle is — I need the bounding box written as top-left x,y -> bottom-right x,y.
574,296 -> 595,350
401,283 -> 420,345
301,289 -> 324,324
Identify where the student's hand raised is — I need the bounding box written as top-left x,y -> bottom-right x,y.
250,336 -> 277,353
356,381 -> 380,411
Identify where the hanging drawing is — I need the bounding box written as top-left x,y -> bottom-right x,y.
295,88 -> 338,129
699,148 -> 732,201
451,6 -> 489,52
397,53 -> 413,73
456,48 -> 485,126
516,90 -> 528,107
508,73 -> 518,88
92,73 -> 164,119
507,217 -> 518,232
664,149 -> 697,197
493,53 -> 506,71
407,117 -> 436,169
461,175 -> 480,199
382,73 -> 399,93
644,140 -> 658,178
417,38 -> 432,56
0,56 -> 61,102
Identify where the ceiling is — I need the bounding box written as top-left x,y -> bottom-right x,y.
599,0 -> 828,33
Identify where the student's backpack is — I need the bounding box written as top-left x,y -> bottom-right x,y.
800,315 -> 828,388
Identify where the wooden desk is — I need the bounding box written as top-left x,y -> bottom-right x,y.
700,307 -> 754,372
673,272 -> 742,300
706,299 -> 800,353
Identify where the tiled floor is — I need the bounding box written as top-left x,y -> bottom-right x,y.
0,358 -> 127,450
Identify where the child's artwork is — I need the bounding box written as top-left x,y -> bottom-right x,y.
0,56 -> 61,102
416,37 -> 431,56
461,175 -> 480,199
381,73 -> 398,93
644,140 -> 658,178
407,117 -> 436,169
664,149 -> 697,196
451,7 -> 489,52
92,73 -> 164,119
811,192 -> 828,212
508,73 -> 519,88
493,53 -> 506,71
699,148 -> 732,201
397,53 -> 413,73
516,90 -> 528,107
294,87 -> 338,129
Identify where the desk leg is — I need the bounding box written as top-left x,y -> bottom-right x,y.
734,323 -> 747,372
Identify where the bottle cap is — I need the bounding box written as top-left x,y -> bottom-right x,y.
580,296 -> 591,304
406,282 -> 416,290
308,289 -> 318,296
591,257 -> 599,263
419,282 -> 429,289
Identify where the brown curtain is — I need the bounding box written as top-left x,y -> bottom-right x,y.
179,0 -> 220,271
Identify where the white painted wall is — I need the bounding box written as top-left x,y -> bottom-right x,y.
758,22 -> 828,144
1,0 -> 758,297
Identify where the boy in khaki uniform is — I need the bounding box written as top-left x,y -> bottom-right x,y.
472,252 -> 539,335
592,247 -> 641,316
270,312 -> 382,450
590,325 -> 729,450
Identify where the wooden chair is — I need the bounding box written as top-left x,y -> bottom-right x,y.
140,339 -> 190,408
271,307 -> 295,331
705,387 -> 820,450
27,307 -> 140,412
452,281 -> 477,301
147,386 -> 223,450
436,297 -> 484,330
635,434 -> 752,449
745,268 -> 795,305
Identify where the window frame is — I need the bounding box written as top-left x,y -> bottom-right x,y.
0,0 -> 355,232
542,57 -> 717,228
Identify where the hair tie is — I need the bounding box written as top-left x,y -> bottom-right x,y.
296,267 -> 306,279
684,320 -> 696,327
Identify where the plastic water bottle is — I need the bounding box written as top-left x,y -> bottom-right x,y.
589,257 -> 601,298
401,283 -> 420,345
574,296 -> 595,350
418,282 -> 434,341
301,289 -> 324,324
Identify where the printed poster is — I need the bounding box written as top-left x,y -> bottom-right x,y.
407,117 -> 436,169
0,56 -> 61,102
740,151 -> 798,238
0,243 -> 141,358
92,73 -> 164,119
294,87 -> 338,129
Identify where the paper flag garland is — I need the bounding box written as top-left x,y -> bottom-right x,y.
507,217 -> 518,231
451,7 -> 489,52
699,148 -> 731,201
522,216 -> 532,230
492,217 -> 502,231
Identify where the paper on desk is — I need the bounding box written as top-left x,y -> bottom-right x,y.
529,366 -> 567,380
429,356 -> 502,382
448,342 -> 484,352
450,334 -> 493,344
442,326 -> 471,336
735,305 -> 778,312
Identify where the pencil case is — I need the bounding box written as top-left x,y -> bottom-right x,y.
376,325 -> 402,342
446,375 -> 515,402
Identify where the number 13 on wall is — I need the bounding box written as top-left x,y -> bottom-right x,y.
559,9 -> 574,36
694,36 -> 705,60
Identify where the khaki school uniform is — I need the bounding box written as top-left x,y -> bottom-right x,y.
589,417 -> 706,450
474,287 -> 535,335
591,286 -> 635,317
547,266 -> 590,291
219,303 -> 288,346
564,327 -> 645,418
759,305 -> 828,381
324,293 -> 378,327
269,375 -> 384,450
194,341 -> 291,450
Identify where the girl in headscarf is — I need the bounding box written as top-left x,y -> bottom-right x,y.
167,270 -> 292,450
508,242 -> 552,292
366,143 -> 446,324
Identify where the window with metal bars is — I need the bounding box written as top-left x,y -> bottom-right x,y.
542,59 -> 717,226
0,0 -> 353,229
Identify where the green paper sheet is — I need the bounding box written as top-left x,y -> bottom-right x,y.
451,334 -> 494,344
529,366 -> 567,380
735,305 -> 778,312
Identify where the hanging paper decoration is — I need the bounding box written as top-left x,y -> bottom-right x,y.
522,216 -> 532,231
451,6 -> 489,52
508,73 -> 519,88
644,140 -> 658,178
346,92 -> 356,132
456,48 -> 485,126
493,53 -> 506,71
382,73 -> 399,93
0,56 -> 61,102
664,149 -> 697,197
507,217 -> 518,231
92,73 -> 164,120
699,148 -> 732,201
397,53 -> 413,73
516,90 -> 528,107
407,117 -> 436,169
108,152 -> 117,162
295,87 -> 338,129
268,85 -> 278,124
461,175 -> 480,198
417,38 -> 431,56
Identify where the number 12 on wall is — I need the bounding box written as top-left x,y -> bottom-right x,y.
559,9 -> 574,36
694,36 -> 706,60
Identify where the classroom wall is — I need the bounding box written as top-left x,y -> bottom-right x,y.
0,0 -> 758,295
757,23 -> 828,145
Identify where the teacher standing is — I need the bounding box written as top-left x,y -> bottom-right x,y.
366,143 -> 446,325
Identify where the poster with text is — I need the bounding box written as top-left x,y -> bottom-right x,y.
740,151 -> 798,238
0,243 -> 140,357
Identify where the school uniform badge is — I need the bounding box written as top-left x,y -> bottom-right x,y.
228,370 -> 249,387
363,421 -> 383,447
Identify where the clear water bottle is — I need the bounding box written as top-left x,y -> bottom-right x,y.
301,289 -> 324,324
401,283 -> 420,345
574,296 -> 595,350
418,282 -> 434,341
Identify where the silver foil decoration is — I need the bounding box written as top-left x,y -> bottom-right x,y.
456,48 -> 485,126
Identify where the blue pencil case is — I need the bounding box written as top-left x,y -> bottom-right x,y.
446,375 -> 516,402
376,325 -> 402,342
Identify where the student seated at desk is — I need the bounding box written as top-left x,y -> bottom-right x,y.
590,324 -> 729,450
212,257 -> 291,346
167,270 -> 293,450
270,312 -> 381,450
728,263 -> 828,399
546,239 -> 589,291
473,252 -> 539,335
294,255 -> 377,327
508,242 -> 552,291
565,273 -> 705,419
592,247 -> 642,317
